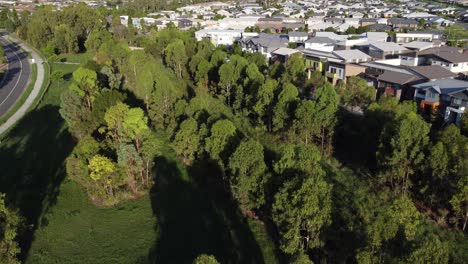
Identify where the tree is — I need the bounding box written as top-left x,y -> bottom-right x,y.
91,90 -> 126,128
407,235 -> 449,264
117,144 -> 144,193
173,118 -> 203,165
102,102 -> 130,144
228,139 -> 268,212
254,78 -> 279,131
123,107 -> 149,151
273,83 -> 299,132
70,67 -> 99,110
312,82 -> 339,155
273,174 -> 332,254
218,55 -> 248,106
450,174 -> 468,230
164,39 -> 188,78
340,76 -> 375,109
88,155 -> 120,199
377,112 -> 430,194
193,254 -> 219,264
53,24 -> 78,54
0,194 -> 21,264
205,119 -> 237,166
60,89 -> 94,138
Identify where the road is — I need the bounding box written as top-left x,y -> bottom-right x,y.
0,33 -> 45,135
0,32 -> 31,118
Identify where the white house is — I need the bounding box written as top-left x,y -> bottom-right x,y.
195,29 -> 244,46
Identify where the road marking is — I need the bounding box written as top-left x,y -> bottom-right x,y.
0,38 -> 25,108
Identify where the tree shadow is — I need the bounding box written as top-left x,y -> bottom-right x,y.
148,156 -> 268,264
0,105 -> 74,261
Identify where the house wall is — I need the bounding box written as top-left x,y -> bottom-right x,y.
304,43 -> 335,51
345,64 -> 366,77
399,55 -> 422,66
431,59 -> 468,73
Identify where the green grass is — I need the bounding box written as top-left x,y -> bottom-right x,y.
0,64 -> 37,125
0,52 -> 280,263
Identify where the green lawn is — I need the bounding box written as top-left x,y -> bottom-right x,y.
0,52 -> 280,263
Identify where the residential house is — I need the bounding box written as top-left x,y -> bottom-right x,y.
395,32 -> 442,43
360,18 -> 379,27
366,41 -> 410,59
271,47 -> 301,63
195,29 -> 244,46
288,32 -> 308,43
413,79 -> 468,123
256,17 -> 283,31
304,37 -> 336,52
239,33 -> 289,58
388,18 -> 418,30
425,50 -> 468,74
302,49 -> 371,84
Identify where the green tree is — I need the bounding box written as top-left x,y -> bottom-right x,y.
70,67 -> 99,110
377,112 -> 430,194
228,139 -> 268,212
117,143 -> 144,193
340,76 -> 375,109
312,82 -> 339,155
205,119 -> 237,166
164,39 -> 188,78
53,24 -> 78,54
173,118 -> 203,165
273,83 -> 299,132
193,254 -> 219,264
450,174 -> 468,230
59,89 -> 94,138
88,155 -> 120,199
0,194 -> 21,264
273,173 -> 332,254
123,107 -> 149,151
102,102 -> 130,144
254,78 -> 279,131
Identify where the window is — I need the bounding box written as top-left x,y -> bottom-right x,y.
330,68 -> 337,74
453,98 -> 462,105
453,63 -> 459,67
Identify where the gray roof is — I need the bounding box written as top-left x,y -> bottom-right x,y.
413,79 -> 468,94
402,41 -> 434,50
333,50 -> 372,61
272,47 -> 300,56
377,71 -> 422,85
289,31 -> 308,37
431,51 -> 468,63
304,37 -> 336,44
389,18 -> 418,25
409,65 -> 456,80
246,33 -> 289,48
370,41 -> 408,52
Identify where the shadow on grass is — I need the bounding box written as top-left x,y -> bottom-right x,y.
0,105 -> 73,261
148,157 -> 267,264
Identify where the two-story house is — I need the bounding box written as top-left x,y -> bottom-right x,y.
413,79 -> 468,123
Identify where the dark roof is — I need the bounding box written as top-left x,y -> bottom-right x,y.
377,71 -> 421,85
450,90 -> 468,100
361,18 -> 378,22
431,51 -> 468,63
258,17 -> 283,22
409,65 -> 456,80
368,24 -> 392,31
388,18 -> 418,25
413,79 -> 468,95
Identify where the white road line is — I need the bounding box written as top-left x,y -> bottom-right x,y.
0,38 -> 24,107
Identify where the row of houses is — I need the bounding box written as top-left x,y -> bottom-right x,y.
225,30 -> 467,124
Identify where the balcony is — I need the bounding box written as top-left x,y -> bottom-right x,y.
326,72 -> 337,78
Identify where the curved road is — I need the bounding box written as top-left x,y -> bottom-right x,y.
0,33 -> 45,135
0,32 -> 31,118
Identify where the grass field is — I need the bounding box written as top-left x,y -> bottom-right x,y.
0,52 -> 280,264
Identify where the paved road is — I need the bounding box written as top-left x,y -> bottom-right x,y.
0,32 -> 31,118
0,34 -> 45,135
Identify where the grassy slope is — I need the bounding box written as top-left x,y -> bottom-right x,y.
0,52 -> 279,264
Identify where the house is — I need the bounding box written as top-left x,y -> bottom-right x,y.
304,37 -> 336,51
388,18 -> 418,30
302,49 -> 370,84
195,29 -> 244,46
425,51 -> 468,74
395,32 -> 442,43
177,19 -> 193,29
360,18 -> 379,27
288,32 -> 308,43
413,79 -> 468,123
271,47 -> 301,63
367,41 -> 410,59
239,33 -> 289,58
